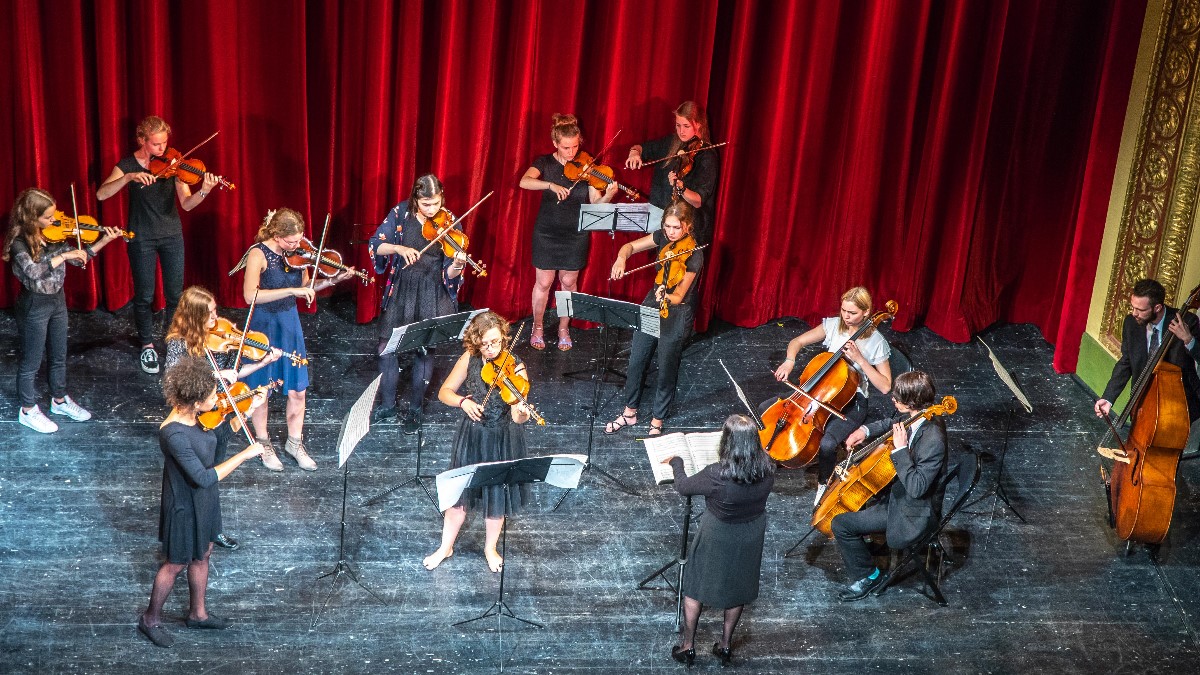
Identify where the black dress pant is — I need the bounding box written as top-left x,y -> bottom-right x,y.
127,234 -> 185,345
831,502 -> 888,581
624,303 -> 693,421
378,341 -> 435,414
16,290 -> 68,407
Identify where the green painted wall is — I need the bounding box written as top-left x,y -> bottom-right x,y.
1076,332 -> 1124,408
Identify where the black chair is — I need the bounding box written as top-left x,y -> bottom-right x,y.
873,451 -> 982,606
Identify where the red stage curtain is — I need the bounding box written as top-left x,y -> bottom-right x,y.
0,0 -> 1144,372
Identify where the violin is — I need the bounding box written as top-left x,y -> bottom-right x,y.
148,147 -> 236,190
44,211 -> 134,244
1097,281 -> 1200,544
206,317 -> 308,366
654,234 -> 702,318
562,151 -> 642,201
284,237 -> 373,285
480,348 -> 547,426
418,209 -> 488,277
761,301 -> 899,468
811,396 -> 958,537
198,379 -> 282,431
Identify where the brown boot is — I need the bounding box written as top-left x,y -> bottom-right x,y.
285,437 -> 317,471
260,439 -> 283,472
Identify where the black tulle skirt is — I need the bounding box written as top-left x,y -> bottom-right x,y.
448,415 -> 530,518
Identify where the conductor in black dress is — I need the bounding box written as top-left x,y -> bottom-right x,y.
663,414 -> 775,667
1094,278 -> 1200,427
831,370 -> 947,602
519,113 -> 617,351
138,356 -> 264,648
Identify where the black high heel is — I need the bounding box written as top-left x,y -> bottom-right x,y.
671,645 -> 696,667
712,642 -> 733,666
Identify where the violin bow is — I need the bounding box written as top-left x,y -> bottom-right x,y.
69,183 -> 85,269
233,287 -> 260,374
480,322 -> 524,409
563,129 -> 622,194
617,244 -> 709,279
204,347 -> 256,446
152,131 -> 220,178
413,191 -> 494,259
639,141 -> 730,168
307,212 -> 332,307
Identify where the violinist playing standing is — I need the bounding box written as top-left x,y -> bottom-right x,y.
369,174 -> 468,434
772,286 -> 892,500
606,201 -> 704,437
519,113 -> 617,351
423,312 -> 532,573
831,370 -> 946,602
97,116 -> 224,375
625,101 -> 718,245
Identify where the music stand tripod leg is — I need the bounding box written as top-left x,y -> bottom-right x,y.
361,422 -> 441,513
312,457 -> 387,628
965,398 -> 1027,522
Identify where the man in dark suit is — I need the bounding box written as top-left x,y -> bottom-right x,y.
830,370 -> 947,602
1095,278 -> 1200,424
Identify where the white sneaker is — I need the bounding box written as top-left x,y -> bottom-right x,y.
50,395 -> 92,422
140,347 -> 160,374
19,405 -> 59,433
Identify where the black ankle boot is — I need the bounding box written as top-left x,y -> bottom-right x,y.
671,645 -> 696,667
712,642 -> 733,666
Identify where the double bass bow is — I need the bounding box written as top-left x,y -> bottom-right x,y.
1096,281 -> 1200,545
761,301 -> 899,469
811,396 -> 957,537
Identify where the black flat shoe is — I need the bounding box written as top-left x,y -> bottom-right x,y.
214,533 -> 240,550
838,573 -> 885,602
138,617 -> 173,647
370,406 -> 397,424
401,410 -> 422,435
712,642 -> 733,666
186,614 -> 231,630
671,645 -> 696,668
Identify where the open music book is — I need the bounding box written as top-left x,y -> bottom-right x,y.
644,431 -> 722,485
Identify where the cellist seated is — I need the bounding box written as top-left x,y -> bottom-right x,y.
830,371 -> 947,602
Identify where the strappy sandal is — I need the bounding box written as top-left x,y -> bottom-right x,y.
530,325 -> 546,350
648,420 -> 665,437
557,328 -> 573,351
604,412 -> 637,434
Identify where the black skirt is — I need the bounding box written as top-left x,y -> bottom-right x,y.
682,511 -> 767,608
448,414 -> 530,518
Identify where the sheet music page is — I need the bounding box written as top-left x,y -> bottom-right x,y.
382,324 -> 408,356
544,453 -> 588,489
457,308 -> 490,339
554,291 -> 573,318
644,433 -> 694,483
339,375 -> 380,468
639,306 -> 661,338
433,464 -> 476,512
686,431 -> 723,473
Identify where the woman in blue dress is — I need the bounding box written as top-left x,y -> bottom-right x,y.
240,208 -> 354,471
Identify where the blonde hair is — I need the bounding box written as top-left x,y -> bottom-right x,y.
551,113 -> 581,144
4,188 -> 55,263
166,286 -> 218,355
462,311 -> 511,356
136,115 -> 171,141
662,201 -> 696,236
255,208 -> 306,242
667,101 -> 711,158
838,286 -> 876,337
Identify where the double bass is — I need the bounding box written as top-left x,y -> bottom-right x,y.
1097,282 -> 1200,545
812,396 -> 957,537
761,301 -> 898,469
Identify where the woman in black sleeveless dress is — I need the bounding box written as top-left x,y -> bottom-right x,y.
422,312 -> 532,573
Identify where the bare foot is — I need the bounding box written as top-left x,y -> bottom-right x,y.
422,548 -> 453,570
485,549 -> 504,573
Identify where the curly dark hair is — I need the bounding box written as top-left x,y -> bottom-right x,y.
162,355 -> 218,408
462,311 -> 510,355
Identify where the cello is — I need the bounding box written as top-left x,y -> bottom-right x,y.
1097,282 -> 1200,545
761,301 -> 898,469
812,396 -> 957,537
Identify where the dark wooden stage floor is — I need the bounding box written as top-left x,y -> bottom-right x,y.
2,295 -> 1199,673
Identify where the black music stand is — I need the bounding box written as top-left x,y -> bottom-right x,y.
578,202 -> 663,238
363,310 -> 486,511
552,292 -> 651,506
638,495 -> 694,632
312,376 -> 387,627
966,337 -> 1031,522
445,456 -> 562,631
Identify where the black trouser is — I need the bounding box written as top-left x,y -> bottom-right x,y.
831,503 -> 888,581
126,234 -> 185,345
624,303 -> 693,421
16,290 -> 68,408
378,341 -> 435,413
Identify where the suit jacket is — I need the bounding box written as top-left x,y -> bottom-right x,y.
1101,308 -> 1200,422
864,414 -> 948,551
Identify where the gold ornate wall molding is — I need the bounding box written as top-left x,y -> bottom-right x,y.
1102,0 -> 1200,352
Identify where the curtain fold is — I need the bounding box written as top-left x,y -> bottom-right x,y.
0,0 -> 1145,373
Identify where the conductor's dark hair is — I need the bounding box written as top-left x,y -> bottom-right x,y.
716,414 -> 775,484
891,371 -> 936,410
1131,278 -> 1166,308
407,174 -> 445,215
162,355 -> 218,408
